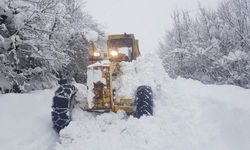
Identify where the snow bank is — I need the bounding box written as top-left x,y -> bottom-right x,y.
1,54 -> 250,150
0,89 -> 58,150
56,54 -> 250,150
113,54 -> 166,99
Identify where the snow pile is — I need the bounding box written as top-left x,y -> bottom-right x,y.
113,55 -> 165,99
87,67 -> 106,108
1,54 -> 250,150
55,54 -> 250,150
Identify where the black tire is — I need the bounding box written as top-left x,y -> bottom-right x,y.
51,84 -> 77,133
135,85 -> 153,118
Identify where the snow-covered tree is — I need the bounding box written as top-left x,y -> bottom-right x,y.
160,0 -> 250,88
0,0 -> 104,93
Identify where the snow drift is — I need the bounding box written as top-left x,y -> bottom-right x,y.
0,89 -> 58,150
0,54 -> 250,150
56,55 -> 250,150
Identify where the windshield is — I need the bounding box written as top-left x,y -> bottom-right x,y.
109,38 -> 133,59
109,38 -> 133,48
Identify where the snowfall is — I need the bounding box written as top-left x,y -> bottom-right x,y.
0,54 -> 250,150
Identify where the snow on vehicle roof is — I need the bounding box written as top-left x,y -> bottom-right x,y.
88,60 -> 111,68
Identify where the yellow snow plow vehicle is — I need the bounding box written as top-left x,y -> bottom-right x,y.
51,33 -> 153,132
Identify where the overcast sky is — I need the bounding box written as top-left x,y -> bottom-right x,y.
84,0 -> 222,54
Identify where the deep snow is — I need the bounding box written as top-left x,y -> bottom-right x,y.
0,55 -> 250,150
0,89 -> 58,150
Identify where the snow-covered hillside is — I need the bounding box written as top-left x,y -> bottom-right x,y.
1,55 -> 250,150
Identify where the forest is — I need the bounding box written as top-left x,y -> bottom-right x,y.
0,0 -> 104,93
160,0 -> 250,88
1,0 -> 250,94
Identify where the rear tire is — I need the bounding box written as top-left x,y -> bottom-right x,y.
135,85 -> 153,118
51,84 -> 77,133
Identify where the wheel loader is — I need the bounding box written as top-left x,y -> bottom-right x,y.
51,33 -> 153,133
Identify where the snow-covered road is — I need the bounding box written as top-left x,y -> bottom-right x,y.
0,55 -> 250,150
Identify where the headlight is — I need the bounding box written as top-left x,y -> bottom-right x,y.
93,52 -> 100,57
110,50 -> 118,57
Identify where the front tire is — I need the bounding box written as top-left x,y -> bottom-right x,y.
135,85 -> 153,118
51,84 -> 77,133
